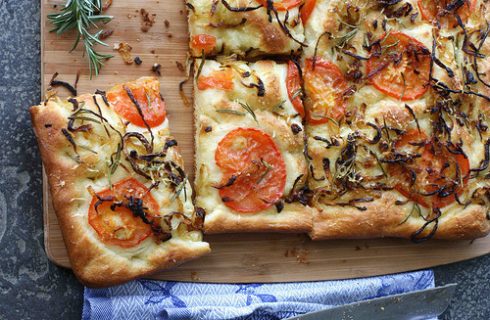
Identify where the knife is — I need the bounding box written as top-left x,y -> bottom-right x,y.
286,283 -> 457,320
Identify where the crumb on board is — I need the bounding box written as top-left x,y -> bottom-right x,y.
113,42 -> 133,64
99,29 -> 113,40
175,61 -> 185,72
167,33 -> 173,38
102,0 -> 112,11
140,8 -> 156,32
150,49 -> 156,54
190,272 -> 200,281
152,63 -> 162,76
164,19 -> 170,28
284,247 -> 310,265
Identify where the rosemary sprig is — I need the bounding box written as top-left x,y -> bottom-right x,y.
48,0 -> 113,77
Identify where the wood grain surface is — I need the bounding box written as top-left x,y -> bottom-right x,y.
41,0 -> 490,283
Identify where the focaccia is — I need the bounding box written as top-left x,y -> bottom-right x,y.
186,0 -> 305,58
301,0 -> 490,240
31,77 -> 210,287
193,59 -> 314,233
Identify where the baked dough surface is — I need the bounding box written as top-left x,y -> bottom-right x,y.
303,0 -> 490,240
194,59 -> 314,233
31,77 -> 210,287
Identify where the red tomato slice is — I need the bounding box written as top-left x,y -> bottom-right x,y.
191,34 -> 217,55
389,130 -> 470,209
197,68 -> 234,91
300,0 -> 316,24
258,0 -> 302,10
107,79 -> 166,128
417,0 -> 476,26
88,178 -> 159,248
215,128 -> 287,213
304,58 -> 349,125
366,32 -> 431,101
286,61 -> 305,118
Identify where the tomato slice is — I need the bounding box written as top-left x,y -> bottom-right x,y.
286,61 -> 305,118
388,130 -> 470,209
107,79 -> 166,128
197,68 -> 234,91
257,0 -> 302,10
417,0 -> 476,27
88,178 -> 160,247
300,0 -> 316,24
215,128 -> 287,213
304,58 -> 349,125
366,32 -> 431,101
191,34 -> 217,55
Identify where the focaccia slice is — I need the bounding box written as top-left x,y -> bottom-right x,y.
186,0 -> 305,58
31,77 -> 210,287
302,0 -> 490,240
194,59 -> 314,233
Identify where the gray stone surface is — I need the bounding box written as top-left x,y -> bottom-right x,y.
0,0 -> 488,319
0,1 -> 82,319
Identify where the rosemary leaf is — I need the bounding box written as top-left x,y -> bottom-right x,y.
48,0 -> 113,77
238,102 -> 258,123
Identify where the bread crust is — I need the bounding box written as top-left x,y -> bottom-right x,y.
31,78 -> 210,287
310,191 -> 490,240
204,203 -> 314,234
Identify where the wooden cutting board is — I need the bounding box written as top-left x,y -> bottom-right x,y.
41,0 -> 490,283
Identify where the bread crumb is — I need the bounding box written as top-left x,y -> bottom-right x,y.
140,8 -> 156,32
175,61 -> 185,72
285,247 -> 310,264
102,0 -> 112,11
113,42 -> 133,64
99,29 -> 113,40
190,272 -> 200,281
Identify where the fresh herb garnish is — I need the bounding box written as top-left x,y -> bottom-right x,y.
238,102 -> 258,123
48,0 -> 113,77
215,109 -> 246,116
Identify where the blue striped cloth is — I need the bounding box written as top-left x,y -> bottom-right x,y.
82,270 -> 434,320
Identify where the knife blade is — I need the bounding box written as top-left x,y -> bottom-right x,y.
286,283 -> 457,320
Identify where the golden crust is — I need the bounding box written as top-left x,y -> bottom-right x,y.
312,188 -> 489,236
204,203 -> 314,234
310,192 -> 490,240
72,238 -> 210,288
31,78 -> 210,287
